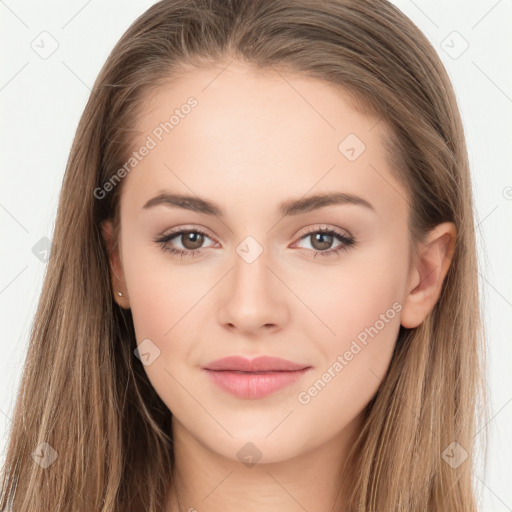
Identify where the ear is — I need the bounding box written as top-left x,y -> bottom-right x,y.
400,222 -> 456,328
101,219 -> 130,309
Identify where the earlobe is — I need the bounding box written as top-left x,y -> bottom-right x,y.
400,222 -> 456,328
100,219 -> 130,309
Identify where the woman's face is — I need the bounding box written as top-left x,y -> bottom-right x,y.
106,61 -> 413,464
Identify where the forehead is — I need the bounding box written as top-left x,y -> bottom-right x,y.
134,60 -> 388,150
122,61 -> 408,221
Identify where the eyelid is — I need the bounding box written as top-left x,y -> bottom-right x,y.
158,225 -> 219,246
295,224 -> 353,239
157,224 -> 352,245
160,224 -> 216,238
155,223 -> 356,260
290,225 -> 355,254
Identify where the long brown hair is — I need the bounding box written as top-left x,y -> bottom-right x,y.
0,1 -> 487,510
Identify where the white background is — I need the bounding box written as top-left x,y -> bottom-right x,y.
1,1 -> 511,510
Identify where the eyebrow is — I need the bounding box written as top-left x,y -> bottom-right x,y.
142,191 -> 375,217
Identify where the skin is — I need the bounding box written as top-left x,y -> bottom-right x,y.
101,60 -> 456,512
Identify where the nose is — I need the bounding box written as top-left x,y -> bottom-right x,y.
217,247 -> 290,336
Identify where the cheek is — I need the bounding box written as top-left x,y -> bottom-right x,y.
303,252 -> 405,343
123,259 -> 173,341
294,268 -> 403,433
121,232 -> 206,340
300,246 -> 406,389
121,244 -> 202,410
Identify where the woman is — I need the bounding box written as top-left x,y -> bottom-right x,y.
0,0 -> 486,510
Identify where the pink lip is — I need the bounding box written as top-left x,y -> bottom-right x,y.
202,356 -> 312,399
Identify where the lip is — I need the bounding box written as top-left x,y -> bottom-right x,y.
203,355 -> 309,372
202,356 -> 312,399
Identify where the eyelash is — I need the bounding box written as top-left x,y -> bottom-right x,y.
154,226 -> 356,260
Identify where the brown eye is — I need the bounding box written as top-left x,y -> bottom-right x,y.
309,232 -> 335,251
294,226 -> 356,258
154,226 -> 216,259
180,231 -> 205,250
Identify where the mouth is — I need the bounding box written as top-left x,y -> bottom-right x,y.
202,356 -> 312,399
203,355 -> 310,372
